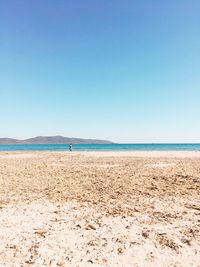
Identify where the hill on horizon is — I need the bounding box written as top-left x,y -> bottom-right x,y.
0,136 -> 113,145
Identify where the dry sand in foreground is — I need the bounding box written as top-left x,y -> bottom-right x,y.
0,151 -> 200,266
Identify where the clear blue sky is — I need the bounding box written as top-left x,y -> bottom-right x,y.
0,0 -> 199,143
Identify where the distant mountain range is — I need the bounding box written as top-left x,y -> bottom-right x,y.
0,136 -> 113,145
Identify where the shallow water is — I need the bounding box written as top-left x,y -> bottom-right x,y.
0,143 -> 200,151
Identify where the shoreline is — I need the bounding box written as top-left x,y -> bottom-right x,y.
1,150 -> 200,158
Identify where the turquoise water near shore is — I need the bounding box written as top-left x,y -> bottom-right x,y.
0,144 -> 200,151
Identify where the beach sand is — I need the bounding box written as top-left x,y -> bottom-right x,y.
0,151 -> 200,266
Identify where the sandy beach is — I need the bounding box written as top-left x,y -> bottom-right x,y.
0,151 -> 200,266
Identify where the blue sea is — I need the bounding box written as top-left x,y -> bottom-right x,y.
0,144 -> 200,151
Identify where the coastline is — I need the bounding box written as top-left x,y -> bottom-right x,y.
1,150 -> 200,158
0,143 -> 200,154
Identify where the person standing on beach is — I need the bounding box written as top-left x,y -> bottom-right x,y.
69,143 -> 72,152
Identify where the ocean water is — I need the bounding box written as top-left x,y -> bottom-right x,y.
0,144 -> 200,151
